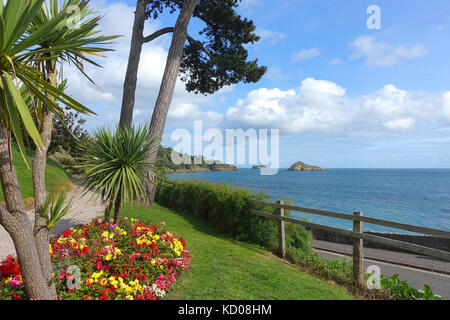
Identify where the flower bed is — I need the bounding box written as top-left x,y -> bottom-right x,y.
0,218 -> 191,300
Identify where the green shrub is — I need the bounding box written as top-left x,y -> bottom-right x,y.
380,274 -> 441,300
155,179 -> 312,255
50,146 -> 79,174
286,248 -> 353,287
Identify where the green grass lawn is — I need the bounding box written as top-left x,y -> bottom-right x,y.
0,143 -> 70,203
123,203 -> 353,300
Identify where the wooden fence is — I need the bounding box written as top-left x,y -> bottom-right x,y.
246,198 -> 450,287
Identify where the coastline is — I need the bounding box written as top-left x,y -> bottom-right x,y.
165,168 -> 450,234
165,167 -> 238,174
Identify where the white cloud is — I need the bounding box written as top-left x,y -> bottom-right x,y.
292,48 -> 321,61
168,103 -> 222,124
382,118 -> 415,131
350,36 -> 428,66
256,28 -> 286,45
223,78 -> 450,136
442,92 -> 450,122
328,58 -> 345,65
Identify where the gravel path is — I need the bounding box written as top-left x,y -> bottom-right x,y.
0,179 -> 105,260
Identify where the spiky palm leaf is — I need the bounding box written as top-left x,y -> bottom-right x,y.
29,0 -> 118,85
78,125 -> 155,206
26,0 -> 119,143
0,0 -> 84,163
41,191 -> 73,230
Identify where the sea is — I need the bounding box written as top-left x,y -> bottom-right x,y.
169,168 -> 450,234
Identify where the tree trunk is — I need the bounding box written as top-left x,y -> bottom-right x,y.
113,193 -> 122,224
104,199 -> 113,222
32,59 -> 57,297
0,124 -> 54,300
119,0 -> 147,129
32,106 -> 56,297
143,0 -> 198,206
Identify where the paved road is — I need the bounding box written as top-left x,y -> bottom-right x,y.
314,240 -> 450,274
315,248 -> 450,300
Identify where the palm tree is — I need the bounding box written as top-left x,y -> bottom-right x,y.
26,0 -> 117,296
0,0 -> 114,299
79,125 -> 155,224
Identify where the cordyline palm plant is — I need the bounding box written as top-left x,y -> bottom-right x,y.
26,0 -> 118,298
0,0 -> 89,159
79,125 -> 156,224
0,0 -> 116,300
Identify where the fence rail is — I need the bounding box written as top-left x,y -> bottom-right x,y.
246,198 -> 450,287
246,198 -> 450,239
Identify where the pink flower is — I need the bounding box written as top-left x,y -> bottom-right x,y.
160,222 -> 166,226
9,277 -> 21,287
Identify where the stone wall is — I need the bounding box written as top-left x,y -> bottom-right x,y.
311,229 -> 450,254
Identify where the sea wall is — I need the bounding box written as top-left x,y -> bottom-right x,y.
311,229 -> 450,254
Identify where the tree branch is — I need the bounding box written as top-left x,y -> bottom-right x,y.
143,27 -> 175,43
187,36 -> 214,59
0,204 -> 14,228
143,27 -> 214,59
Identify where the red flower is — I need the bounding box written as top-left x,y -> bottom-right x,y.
62,230 -> 73,237
0,257 -> 21,278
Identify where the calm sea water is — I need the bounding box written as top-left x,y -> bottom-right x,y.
169,169 -> 450,233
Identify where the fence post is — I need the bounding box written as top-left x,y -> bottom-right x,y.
353,211 -> 365,288
277,200 -> 286,258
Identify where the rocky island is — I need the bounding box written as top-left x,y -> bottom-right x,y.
288,161 -> 324,171
252,165 -> 267,169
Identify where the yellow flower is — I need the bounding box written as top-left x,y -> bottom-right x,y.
92,270 -> 103,280
108,276 -> 119,286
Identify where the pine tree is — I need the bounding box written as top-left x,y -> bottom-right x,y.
119,0 -> 266,205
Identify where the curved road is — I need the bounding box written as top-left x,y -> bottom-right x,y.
315,248 -> 450,299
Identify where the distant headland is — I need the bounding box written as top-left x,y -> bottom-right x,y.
157,146 -> 238,174
288,161 -> 324,171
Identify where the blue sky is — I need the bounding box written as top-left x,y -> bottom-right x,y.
67,0 -> 450,168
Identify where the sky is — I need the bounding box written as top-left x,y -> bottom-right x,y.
66,0 -> 450,168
